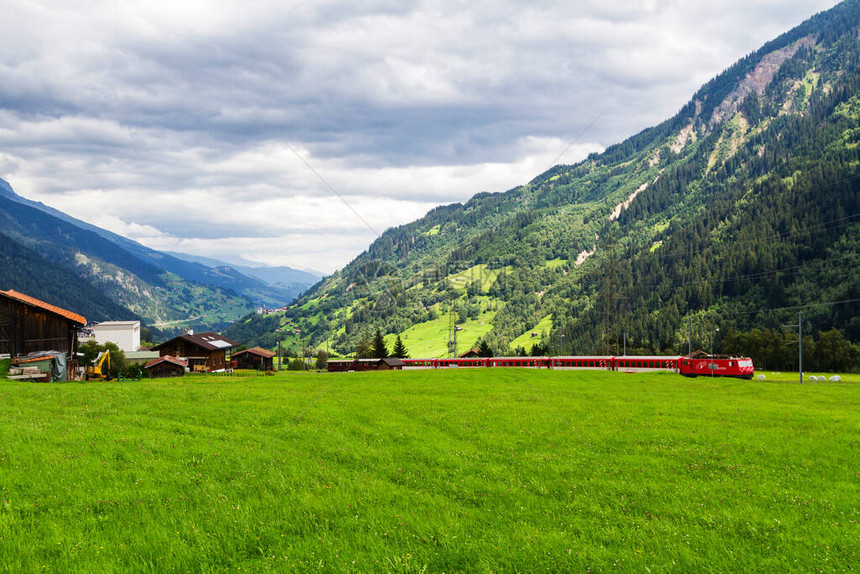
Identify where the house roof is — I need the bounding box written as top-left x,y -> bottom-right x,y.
93,321 -> 140,328
152,331 -> 239,352
0,289 -> 86,326
145,355 -> 187,369
232,346 -> 276,359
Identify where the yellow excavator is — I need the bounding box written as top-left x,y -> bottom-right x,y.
87,350 -> 111,381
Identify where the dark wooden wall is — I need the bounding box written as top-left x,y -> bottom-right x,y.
0,298 -> 79,359
146,362 -> 185,379
234,353 -> 273,371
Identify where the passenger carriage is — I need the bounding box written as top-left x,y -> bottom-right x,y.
549,356 -> 613,370
612,355 -> 682,374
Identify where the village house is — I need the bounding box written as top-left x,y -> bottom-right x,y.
90,320 -> 141,352
151,331 -> 239,373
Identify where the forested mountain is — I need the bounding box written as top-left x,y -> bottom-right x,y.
0,188 -> 258,333
2,178 -> 319,336
232,0 -> 860,370
0,179 -> 315,308
0,236 -> 137,322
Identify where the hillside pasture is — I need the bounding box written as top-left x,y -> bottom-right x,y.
509,314 -> 554,352
0,369 -> 857,572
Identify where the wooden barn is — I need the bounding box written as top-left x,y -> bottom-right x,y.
151,331 -> 239,373
231,347 -> 275,371
327,357 -> 405,372
0,289 -> 85,367
144,355 -> 187,378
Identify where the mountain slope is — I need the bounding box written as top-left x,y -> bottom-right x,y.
0,188 -> 255,332
231,0 -> 860,361
0,234 -> 138,322
0,179 -> 312,307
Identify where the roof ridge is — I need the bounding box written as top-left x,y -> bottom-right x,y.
0,289 -> 86,325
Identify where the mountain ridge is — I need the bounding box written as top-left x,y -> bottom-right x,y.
0,178 -> 316,310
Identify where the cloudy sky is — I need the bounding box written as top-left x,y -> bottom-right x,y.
0,0 -> 841,274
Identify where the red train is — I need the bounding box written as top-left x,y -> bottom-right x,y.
400,354 -> 754,379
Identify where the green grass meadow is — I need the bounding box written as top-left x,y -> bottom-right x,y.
0,368 -> 857,572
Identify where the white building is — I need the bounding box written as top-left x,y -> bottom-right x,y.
91,321 -> 141,352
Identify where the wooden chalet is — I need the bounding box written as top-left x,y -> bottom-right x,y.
151,331 -> 239,373
459,347 -> 481,358
0,289 -> 85,368
144,355 -> 187,379
231,346 -> 275,371
327,357 -> 405,372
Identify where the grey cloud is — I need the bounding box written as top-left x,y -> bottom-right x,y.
0,0 -> 841,271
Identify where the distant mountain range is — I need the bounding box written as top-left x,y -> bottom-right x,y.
164,251 -> 321,290
0,178 -> 319,336
229,0 -> 859,361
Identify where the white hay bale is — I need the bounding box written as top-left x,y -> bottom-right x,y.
756,374 -> 766,381
829,375 -> 842,382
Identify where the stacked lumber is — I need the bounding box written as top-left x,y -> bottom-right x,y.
6,366 -> 49,381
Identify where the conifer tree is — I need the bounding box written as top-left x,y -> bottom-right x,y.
371,329 -> 388,359
391,335 -> 409,358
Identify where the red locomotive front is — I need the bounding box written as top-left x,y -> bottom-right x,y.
680,354 -> 754,379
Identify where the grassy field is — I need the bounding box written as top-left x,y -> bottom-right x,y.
0,369 -> 857,572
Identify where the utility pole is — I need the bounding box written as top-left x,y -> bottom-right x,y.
783,312 -> 803,384
688,317 -> 692,356
711,327 -> 719,377
447,303 -> 458,357
560,326 -> 564,357
602,230 -> 620,354
798,311 -> 803,385
277,335 -> 282,372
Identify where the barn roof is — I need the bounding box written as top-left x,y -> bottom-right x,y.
152,332 -> 239,352
232,346 -> 276,359
145,355 -> 187,369
0,289 -> 86,326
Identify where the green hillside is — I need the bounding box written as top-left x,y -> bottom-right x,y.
228,1 -> 860,368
